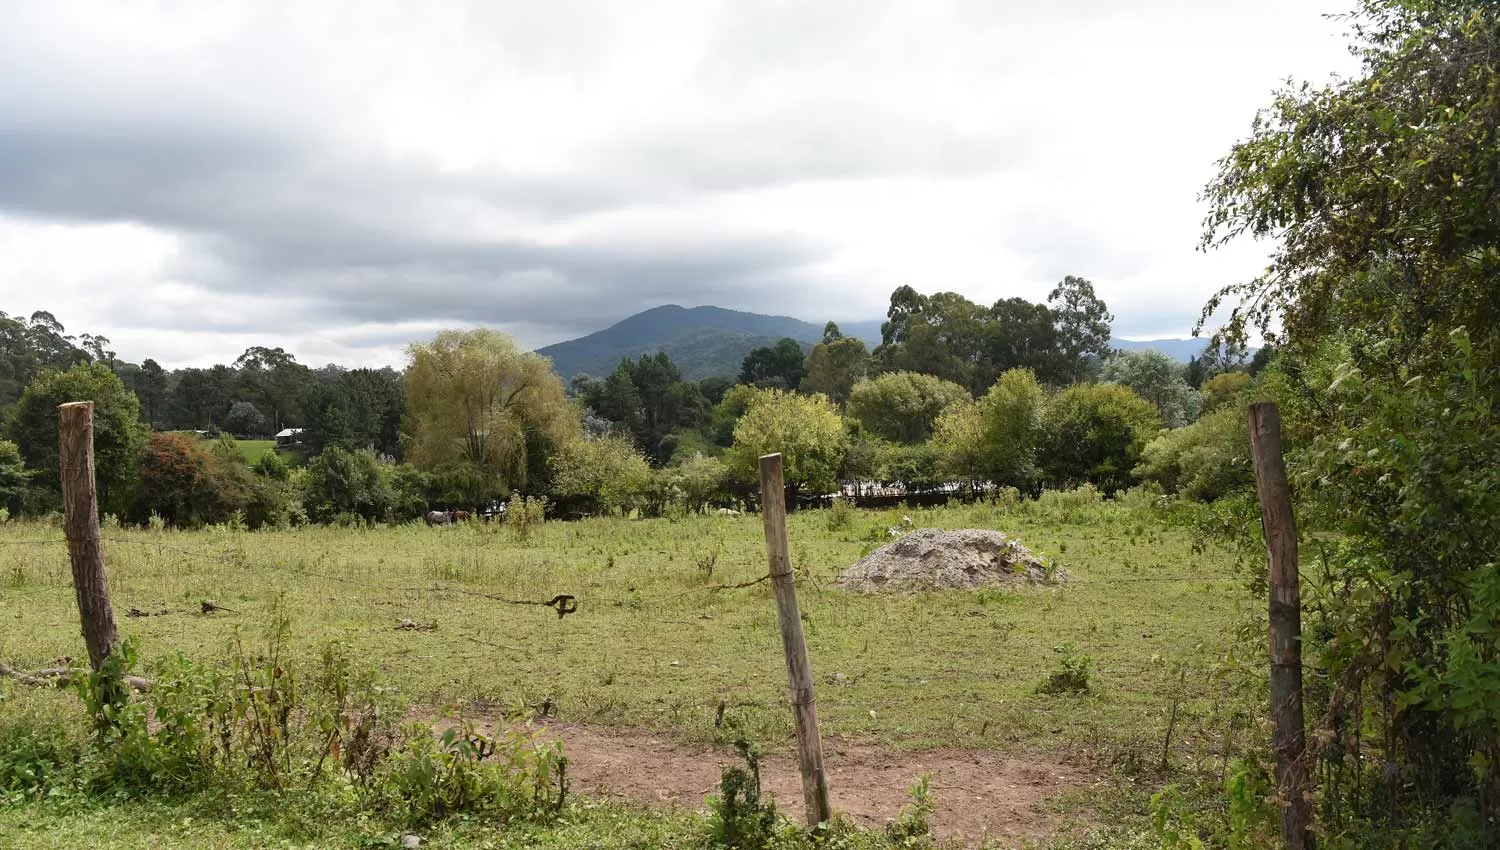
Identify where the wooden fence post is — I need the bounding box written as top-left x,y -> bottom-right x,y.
1248,402 -> 1314,850
758,453 -> 833,828
59,401 -> 119,671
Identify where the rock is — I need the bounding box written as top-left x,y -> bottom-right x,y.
832,528 -> 1065,593
401,834 -> 422,849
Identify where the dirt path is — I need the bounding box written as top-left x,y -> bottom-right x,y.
527,721 -> 1097,847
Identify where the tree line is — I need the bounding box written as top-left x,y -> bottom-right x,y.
0,274 -> 1266,525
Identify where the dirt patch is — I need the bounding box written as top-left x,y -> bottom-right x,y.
527,721 -> 1095,847
833,528 -> 1065,593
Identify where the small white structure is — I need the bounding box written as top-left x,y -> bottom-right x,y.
274,427 -> 305,448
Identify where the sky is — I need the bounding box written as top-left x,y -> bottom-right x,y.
0,1 -> 1361,370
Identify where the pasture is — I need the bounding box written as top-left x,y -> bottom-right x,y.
0,496 -> 1259,848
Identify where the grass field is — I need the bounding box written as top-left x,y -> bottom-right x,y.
0,496 -> 1261,848
228,438 -> 279,466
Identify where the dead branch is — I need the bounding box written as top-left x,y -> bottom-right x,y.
0,661 -> 152,692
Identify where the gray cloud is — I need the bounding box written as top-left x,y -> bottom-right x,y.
0,1 -> 1355,368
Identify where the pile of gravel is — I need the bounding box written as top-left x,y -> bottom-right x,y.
833,528 -> 1063,593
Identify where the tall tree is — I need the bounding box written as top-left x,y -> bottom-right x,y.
1201,1 -> 1500,829
403,328 -> 576,506
985,297 -> 1061,382
801,322 -> 870,407
1047,276 -> 1113,383
846,371 -> 971,444
739,337 -> 807,390
234,346 -> 314,431
7,362 -> 146,516
1099,350 -> 1202,427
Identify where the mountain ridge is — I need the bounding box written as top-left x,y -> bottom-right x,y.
533,304 -> 1225,381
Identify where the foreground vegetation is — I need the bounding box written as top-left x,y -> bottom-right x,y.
0,497 -> 1259,848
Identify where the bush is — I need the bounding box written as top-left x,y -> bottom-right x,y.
378,716 -> 567,827
705,739 -> 781,849
1134,406 -> 1252,502
1041,383 -> 1160,493
1037,644 -> 1093,695
548,434 -> 652,516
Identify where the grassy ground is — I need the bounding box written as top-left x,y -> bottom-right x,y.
227,438 -> 279,466
0,497 -> 1257,847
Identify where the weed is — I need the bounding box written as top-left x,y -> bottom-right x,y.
380,714 -> 567,827
884,773 -> 935,848
1038,644 -> 1093,695
705,738 -> 780,849
827,497 -> 854,531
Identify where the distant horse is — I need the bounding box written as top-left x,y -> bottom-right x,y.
425,510 -> 452,526
451,510 -> 472,522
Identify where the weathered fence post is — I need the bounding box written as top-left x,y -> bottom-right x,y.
759,453 -> 833,828
59,401 -> 120,671
1248,402 -> 1314,850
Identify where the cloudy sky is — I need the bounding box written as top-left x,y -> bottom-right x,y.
0,1 -> 1358,369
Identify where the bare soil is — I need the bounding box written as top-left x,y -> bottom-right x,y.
527,720 -> 1096,847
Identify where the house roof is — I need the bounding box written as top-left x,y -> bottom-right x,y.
275,428 -> 305,438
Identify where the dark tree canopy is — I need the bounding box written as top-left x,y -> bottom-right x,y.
738,337 -> 806,390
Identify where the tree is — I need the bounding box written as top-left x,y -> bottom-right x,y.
1133,406 -> 1252,501
130,432 -> 213,527
1199,1 -> 1500,829
234,346 -> 315,431
726,389 -> 847,494
873,290 -> 988,391
548,433 -> 653,515
7,362 -> 146,516
974,368 -> 1047,487
224,401 -> 268,436
986,298 -> 1061,383
1040,383 -> 1158,493
1199,371 -> 1252,413
931,400 -> 986,485
1047,276 -> 1113,383
0,310 -> 89,406
800,325 -> 870,407
1099,350 -> 1201,427
739,338 -> 807,390
403,328 -> 576,507
301,445 -> 393,523
303,368 -> 404,457
129,358 -> 168,426
846,372 -> 970,444
0,439 -> 30,517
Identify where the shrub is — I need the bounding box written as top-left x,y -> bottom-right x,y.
378,716 -> 567,827
705,739 -> 781,849
1037,644 -> 1093,695
548,434 -> 651,516
1134,406 -> 1252,502
1041,383 -> 1160,493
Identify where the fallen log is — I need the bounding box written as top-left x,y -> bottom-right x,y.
0,661 -> 153,693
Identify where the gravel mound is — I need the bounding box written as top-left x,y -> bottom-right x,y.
833,528 -> 1063,593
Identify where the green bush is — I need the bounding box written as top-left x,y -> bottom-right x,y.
378,717 -> 567,827
1041,383 -> 1160,493
1134,406 -> 1252,502
705,739 -> 781,849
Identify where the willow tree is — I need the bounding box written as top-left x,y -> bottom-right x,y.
403,329 -> 576,506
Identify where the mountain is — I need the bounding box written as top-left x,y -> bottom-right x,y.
535,305 -> 884,381
1113,338 -> 1216,363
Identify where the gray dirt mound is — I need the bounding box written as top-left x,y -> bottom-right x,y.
834,528 -> 1064,593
